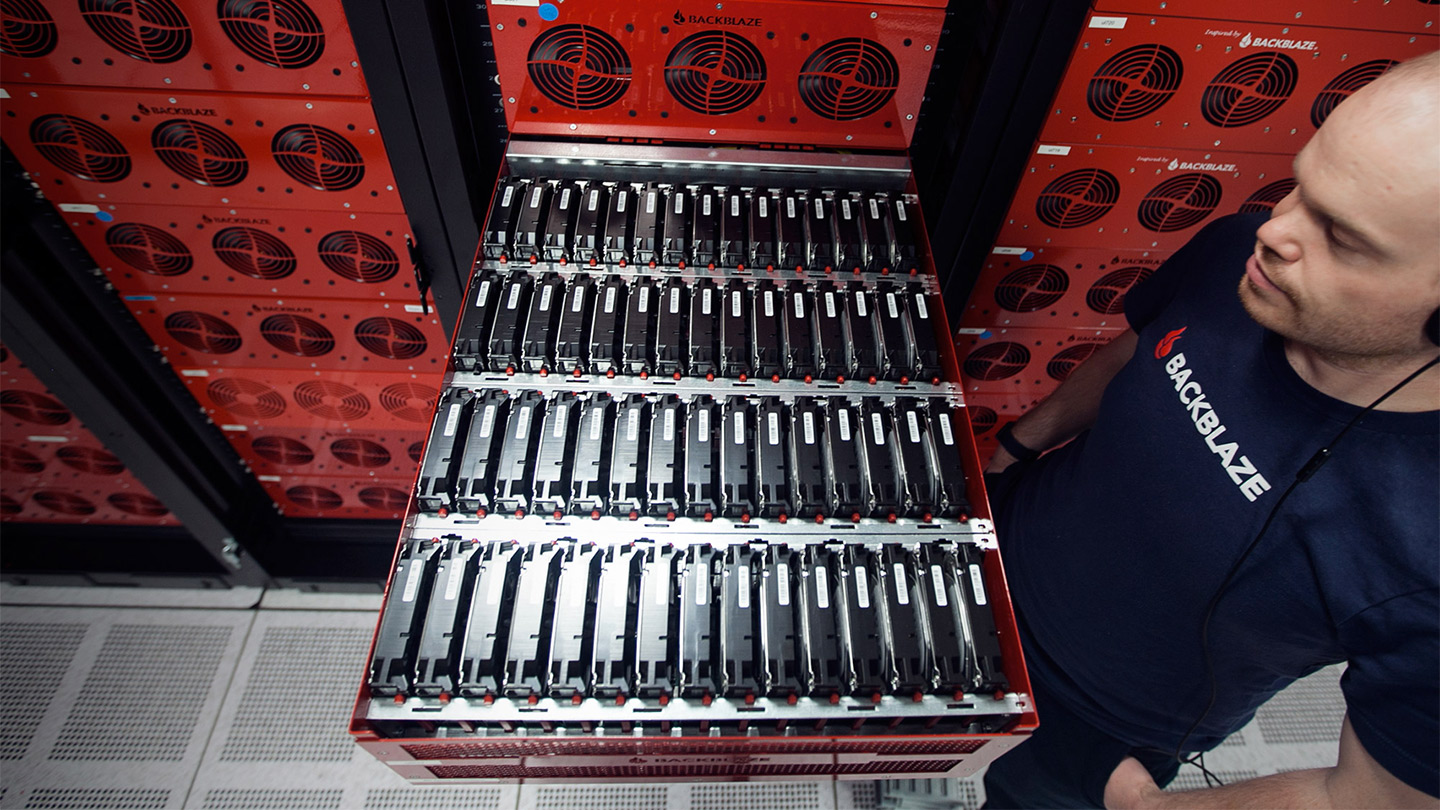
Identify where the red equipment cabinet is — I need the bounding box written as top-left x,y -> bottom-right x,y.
179,366 -> 441,433
0,0 -> 370,96
957,327 -> 1129,397
226,426 -> 427,479
956,245 -> 1173,332
1090,1 -> 1439,35
258,474 -> 413,519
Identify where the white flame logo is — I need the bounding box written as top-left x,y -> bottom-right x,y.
1239,32 -> 1253,48
1167,159 -> 1180,171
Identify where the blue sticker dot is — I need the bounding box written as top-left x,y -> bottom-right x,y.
538,3 -> 558,21
96,211 -> 114,222
1019,250 -> 1034,261
979,330 -> 993,340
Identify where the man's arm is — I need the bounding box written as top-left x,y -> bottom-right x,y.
1104,715 -> 1438,809
984,329 -> 1138,474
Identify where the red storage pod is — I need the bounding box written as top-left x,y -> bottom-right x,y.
178,366 -> 441,433
1089,1 -> 1438,35
957,245 -> 1173,332
257,474 -> 412,518
229,426 -> 427,479
957,326 -> 1129,397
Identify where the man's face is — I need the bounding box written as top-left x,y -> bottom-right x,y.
1239,80 -> 1440,360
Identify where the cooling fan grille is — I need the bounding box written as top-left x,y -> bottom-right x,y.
665,31 -> 766,116
79,0 -> 191,63
1,390 -> 72,425
963,342 -> 1030,382
106,223 -> 193,276
164,311 -> 242,354
293,380 -> 370,421
1201,51 -> 1298,128
1047,344 -> 1100,381
994,265 -> 1069,312
29,114 -> 132,183
1087,267 -> 1154,315
259,314 -> 334,357
968,407 -> 997,436
1087,44 -> 1184,122
1311,60 -> 1397,129
270,124 -> 364,191
0,444 -> 46,474
107,492 -> 168,516
151,119 -> 249,187
285,484 -> 342,510
216,0 -> 325,69
206,377 -> 287,419
379,382 -> 436,423
354,318 -> 427,360
1237,178 -> 1296,214
56,446 -> 125,475
251,435 -> 315,465
798,38 -> 899,121
1138,173 -> 1222,232
1035,169 -> 1120,229
527,24 -> 631,110
1,495 -> 22,516
1,0 -> 58,57
358,486 -> 408,511
212,227 -> 296,279
330,438 -> 390,468
33,490 -> 97,516
317,231 -> 400,283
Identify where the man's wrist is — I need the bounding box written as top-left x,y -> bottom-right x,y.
995,422 -> 1041,463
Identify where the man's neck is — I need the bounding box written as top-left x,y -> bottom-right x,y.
1284,340 -> 1440,412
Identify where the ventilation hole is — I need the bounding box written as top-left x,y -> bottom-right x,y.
56,445 -> 125,475
379,382 -> 435,422
664,30 -> 766,115
1167,771 -> 1261,792
1,390 -> 72,425
270,124 -> 364,191
0,443 -> 45,473
1237,178 -> 1296,214
0,495 -> 21,516
32,490 -> 97,516
259,314 -> 334,357
105,223 -> 193,275
1311,59 -> 1398,129
151,119 -> 248,186
285,484 -> 342,510
968,406 -> 997,435
994,265 -> 1069,312
1086,43 -> 1184,121
0,622 -> 88,760
962,342 -> 1030,381
316,230 -> 399,283
691,783 -> 825,810
1047,344 -> 1100,381
1255,665 -> 1346,744
532,786 -> 670,810
357,486 -> 407,511
206,377 -> 287,419
216,0 -> 325,69
51,625 -> 231,760
106,492 -> 168,516
361,788 -> 508,810
29,114 -> 132,182
1035,168 -> 1120,228
0,0 -> 58,57
293,380 -> 370,420
527,24 -> 631,110
212,227 -> 296,279
164,311 -> 243,354
798,38 -> 899,121
251,435 -> 315,465
79,0 -> 191,63
407,440 -> 423,463
1086,266 -> 1154,315
354,317 -> 426,360
1137,173 -> 1222,232
201,790 -> 343,810
1201,51 -> 1298,128
21,788 -> 170,809
329,438 -> 390,468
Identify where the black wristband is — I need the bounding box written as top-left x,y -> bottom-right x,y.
995,422 -> 1040,462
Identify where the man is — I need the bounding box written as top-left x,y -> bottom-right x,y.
979,50 -> 1440,809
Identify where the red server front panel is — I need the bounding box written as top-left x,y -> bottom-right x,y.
58,203 -> 425,302
992,142 -> 1295,254
259,474 -> 413,519
956,245 -> 1173,332
958,326 -> 1129,398
178,366 -> 440,433
0,0 -> 369,95
227,427 -> 427,479
489,0 -> 943,150
2,84 -> 405,212
1090,1 -> 1439,35
1038,13 -> 1435,154
125,293 -> 447,373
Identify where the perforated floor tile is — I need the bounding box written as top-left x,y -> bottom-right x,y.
0,622 -> 88,761
689,781 -> 833,810
527,784 -> 672,810
1256,665 -> 1346,745
363,787 -> 512,810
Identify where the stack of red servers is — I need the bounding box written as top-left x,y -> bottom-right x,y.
955,1 -> 1436,458
0,0 -> 444,520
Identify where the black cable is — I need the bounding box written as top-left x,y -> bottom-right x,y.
1170,354 -> 1440,782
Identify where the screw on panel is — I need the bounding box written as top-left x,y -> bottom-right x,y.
870,11 -> 877,17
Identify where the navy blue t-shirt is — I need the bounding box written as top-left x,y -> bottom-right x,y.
998,213 -> 1439,796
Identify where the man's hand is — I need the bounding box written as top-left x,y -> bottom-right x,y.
1105,757 -> 1164,810
984,444 -> 1023,475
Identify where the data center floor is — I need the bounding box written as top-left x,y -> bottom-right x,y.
0,585 -> 1343,810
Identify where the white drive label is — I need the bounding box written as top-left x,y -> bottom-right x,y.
590,409 -> 604,441
486,566 -> 504,606
855,565 -> 871,608
815,565 -> 830,608
506,282 -> 522,310
969,564 -> 987,605
501,185 -> 516,207
476,280 -> 492,306
767,411 -> 780,445
627,408 -> 640,442
793,293 -> 805,319
841,199 -> 852,220
638,286 -> 649,313
895,200 -> 908,221
916,295 -> 929,320
572,286 -> 585,312
813,197 -> 824,218
443,403 -> 463,437
444,560 -> 466,600
530,187 -> 544,208
1036,144 -> 1072,156
664,408 -> 675,441
870,412 -> 885,445
856,292 -> 868,317
538,284 -> 553,311
907,410 -> 921,443
703,194 -> 712,216
893,563 -> 910,605
698,408 -> 710,440
559,188 -> 571,209
479,405 -> 497,438
737,566 -> 750,609
604,286 -> 617,313
732,290 -> 742,318
670,287 -> 681,314
514,406 -> 531,439
646,191 -> 657,214
694,565 -> 707,605
703,287 -> 713,315
674,192 -> 684,214
825,292 -> 837,318
553,405 -> 567,437
588,189 -> 600,211
180,369 -> 209,377
759,196 -> 769,218
1089,14 -> 1127,29
803,411 -> 816,445
616,191 -> 627,213
838,409 -> 852,442
731,195 -> 740,217
869,198 -> 880,220
931,565 -> 948,607
764,290 -> 774,318
733,411 -> 745,444
939,413 -> 955,446
786,197 -> 796,218
401,564 -> 423,603
777,563 -> 791,605
886,292 -> 899,319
